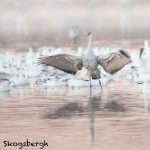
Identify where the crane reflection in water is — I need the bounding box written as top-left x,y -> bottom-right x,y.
44,88 -> 127,146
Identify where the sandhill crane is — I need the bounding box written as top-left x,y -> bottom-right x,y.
38,33 -> 131,90
138,42 -> 150,71
1,0 -> 28,41
130,42 -> 150,90
140,41 -> 150,59
120,0 -> 132,37
127,42 -> 150,91
69,26 -> 81,50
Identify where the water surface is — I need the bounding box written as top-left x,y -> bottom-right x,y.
0,79 -> 150,150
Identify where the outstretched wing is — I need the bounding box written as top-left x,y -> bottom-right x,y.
38,54 -> 83,74
98,50 -> 131,74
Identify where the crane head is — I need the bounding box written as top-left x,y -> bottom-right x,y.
87,32 -> 92,37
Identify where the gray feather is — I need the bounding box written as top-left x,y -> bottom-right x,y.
38,54 -> 83,74
98,50 -> 131,74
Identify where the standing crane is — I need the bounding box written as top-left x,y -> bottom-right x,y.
38,33 -> 131,90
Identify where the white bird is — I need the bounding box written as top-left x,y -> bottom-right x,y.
0,77 -> 15,92
38,33 -> 131,90
12,74 -> 30,86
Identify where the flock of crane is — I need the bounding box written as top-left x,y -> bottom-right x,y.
0,33 -> 150,95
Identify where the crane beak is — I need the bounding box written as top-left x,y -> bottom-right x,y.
139,48 -> 143,58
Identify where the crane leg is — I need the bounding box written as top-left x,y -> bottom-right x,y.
99,79 -> 102,92
90,78 -> 92,89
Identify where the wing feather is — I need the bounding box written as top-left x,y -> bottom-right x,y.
98,50 -> 131,74
38,54 -> 83,74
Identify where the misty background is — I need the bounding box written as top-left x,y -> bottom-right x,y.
0,0 -> 150,47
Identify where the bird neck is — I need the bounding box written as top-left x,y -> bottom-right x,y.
87,35 -> 93,52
